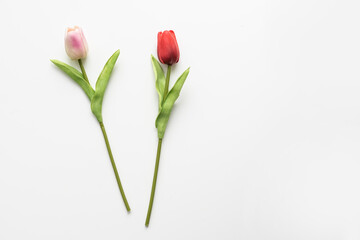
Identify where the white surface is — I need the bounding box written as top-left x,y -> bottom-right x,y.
1,0 -> 360,239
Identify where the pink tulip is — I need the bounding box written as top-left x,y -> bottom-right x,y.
64,26 -> 88,60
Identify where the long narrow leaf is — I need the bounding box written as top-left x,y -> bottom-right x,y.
91,50 -> 120,122
151,55 -> 166,111
155,68 -> 190,139
50,59 -> 95,100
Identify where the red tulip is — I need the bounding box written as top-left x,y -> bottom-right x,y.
157,30 -> 180,65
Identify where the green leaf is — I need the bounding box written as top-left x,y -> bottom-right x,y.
151,55 -> 166,111
155,68 -> 190,139
91,50 -> 120,122
50,59 -> 95,100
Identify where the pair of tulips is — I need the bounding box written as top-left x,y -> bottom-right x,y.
64,26 -> 180,65
51,26 -> 189,227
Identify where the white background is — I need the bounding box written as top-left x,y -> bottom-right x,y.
1,0 -> 360,239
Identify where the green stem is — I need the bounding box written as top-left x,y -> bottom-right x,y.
99,122 -> 131,212
145,65 -> 171,226
162,65 -> 172,104
78,59 -> 89,83
145,138 -> 163,227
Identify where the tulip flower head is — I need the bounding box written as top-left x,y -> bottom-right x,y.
157,30 -> 180,65
65,26 -> 88,60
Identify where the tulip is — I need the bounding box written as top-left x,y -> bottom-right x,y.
146,30 -> 190,227
65,26 -> 88,60
52,28 -> 131,212
157,30 -> 180,65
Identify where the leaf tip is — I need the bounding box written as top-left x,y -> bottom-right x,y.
113,49 -> 120,60
151,54 -> 157,62
110,49 -> 120,60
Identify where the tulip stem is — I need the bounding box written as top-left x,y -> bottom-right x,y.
145,64 -> 171,226
163,65 -> 172,103
99,122 -> 131,212
145,138 -> 163,227
78,59 -> 89,83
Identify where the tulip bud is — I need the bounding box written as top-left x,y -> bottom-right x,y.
157,30 -> 180,65
64,26 -> 88,60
